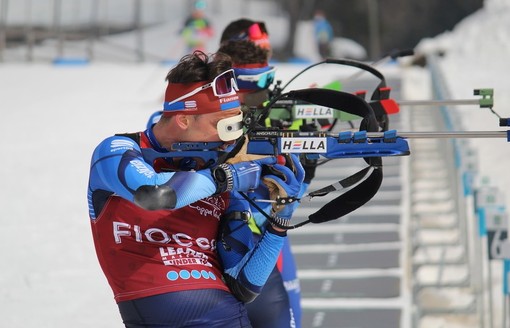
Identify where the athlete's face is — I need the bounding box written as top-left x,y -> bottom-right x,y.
182,108 -> 241,147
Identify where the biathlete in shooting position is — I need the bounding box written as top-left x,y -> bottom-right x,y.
87,51 -> 304,328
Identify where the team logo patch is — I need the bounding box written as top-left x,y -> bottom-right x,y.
184,101 -> 197,109
110,139 -> 135,152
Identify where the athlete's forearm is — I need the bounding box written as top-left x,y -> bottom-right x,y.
89,136 -> 217,210
224,226 -> 285,298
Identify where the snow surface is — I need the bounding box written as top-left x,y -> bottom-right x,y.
1,0 -> 510,327
414,0 -> 510,206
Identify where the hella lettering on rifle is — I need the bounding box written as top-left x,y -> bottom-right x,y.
280,138 -> 327,153
294,105 -> 334,119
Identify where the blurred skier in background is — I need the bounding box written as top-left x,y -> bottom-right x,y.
181,0 -> 214,54
313,9 -> 334,60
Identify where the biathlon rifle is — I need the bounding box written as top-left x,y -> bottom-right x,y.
140,57 -> 415,229
142,59 -> 412,229
141,56 -> 508,229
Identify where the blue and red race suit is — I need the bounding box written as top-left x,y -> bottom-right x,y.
87,129 -> 285,326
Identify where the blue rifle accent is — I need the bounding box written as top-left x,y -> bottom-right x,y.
338,131 -> 353,143
353,131 -> 367,143
383,130 -> 398,142
324,137 -> 409,158
499,118 -> 510,127
246,130 -> 410,159
139,131 -> 410,167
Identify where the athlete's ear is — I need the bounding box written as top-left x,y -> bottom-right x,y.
174,114 -> 190,129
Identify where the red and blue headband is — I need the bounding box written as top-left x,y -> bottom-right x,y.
163,70 -> 241,115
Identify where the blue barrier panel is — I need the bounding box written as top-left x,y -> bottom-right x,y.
52,57 -> 89,66
463,171 -> 475,196
477,207 -> 488,237
504,260 -> 510,294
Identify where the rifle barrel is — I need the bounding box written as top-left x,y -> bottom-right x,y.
397,99 -> 480,106
366,131 -> 508,139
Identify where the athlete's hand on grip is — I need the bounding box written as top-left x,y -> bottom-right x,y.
212,157 -> 277,193
263,154 -> 305,220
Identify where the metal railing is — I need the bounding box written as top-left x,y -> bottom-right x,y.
409,54 -> 510,328
0,0 -> 264,64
